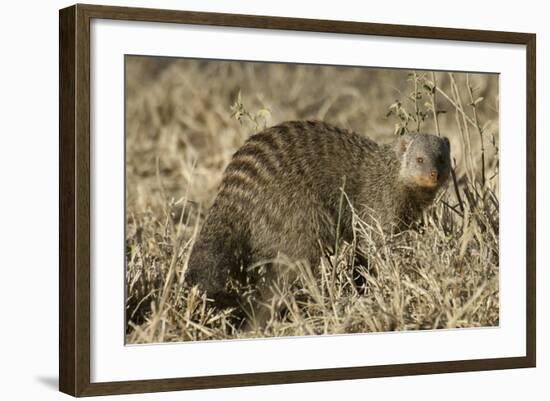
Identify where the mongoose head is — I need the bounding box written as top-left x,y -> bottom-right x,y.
394,133 -> 451,191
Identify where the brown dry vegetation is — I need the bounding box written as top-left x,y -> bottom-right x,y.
125,56 -> 499,344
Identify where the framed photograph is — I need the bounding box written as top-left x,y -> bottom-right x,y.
59,4 -> 536,397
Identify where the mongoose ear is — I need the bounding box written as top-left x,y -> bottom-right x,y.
393,135 -> 412,158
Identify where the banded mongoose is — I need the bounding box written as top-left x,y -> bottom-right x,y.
186,120 -> 451,307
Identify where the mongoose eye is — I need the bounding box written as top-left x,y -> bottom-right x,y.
416,157 -> 424,164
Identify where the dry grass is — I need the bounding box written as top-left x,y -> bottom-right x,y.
125,56 -> 499,344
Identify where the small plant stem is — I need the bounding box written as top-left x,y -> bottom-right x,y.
429,72 -> 441,137
451,160 -> 465,214
149,233 -> 183,341
430,72 -> 463,215
434,86 -> 477,129
466,74 -> 486,187
449,73 -> 475,184
331,176 -> 346,300
413,71 -> 421,132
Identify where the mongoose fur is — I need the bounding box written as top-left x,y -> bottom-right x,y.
186,120 -> 451,307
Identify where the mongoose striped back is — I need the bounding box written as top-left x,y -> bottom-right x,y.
186,120 -> 450,308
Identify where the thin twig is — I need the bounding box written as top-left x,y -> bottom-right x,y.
331,176 -> 346,302
413,71 -> 421,132
448,73 -> 475,184
450,158 -> 465,214
435,86 -> 477,128
430,72 -> 463,217
429,72 -> 441,136
466,74 -> 486,186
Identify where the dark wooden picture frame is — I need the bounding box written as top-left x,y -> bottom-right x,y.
59,3 -> 536,397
